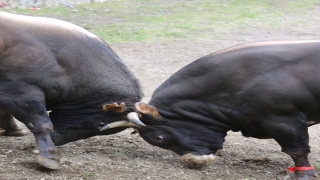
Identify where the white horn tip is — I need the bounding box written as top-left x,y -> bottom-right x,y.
99,125 -> 110,131
128,112 -> 146,126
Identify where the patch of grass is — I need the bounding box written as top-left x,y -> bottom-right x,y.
23,155 -> 35,163
2,0 -> 319,43
82,171 -> 95,180
113,151 -> 129,160
313,162 -> 320,170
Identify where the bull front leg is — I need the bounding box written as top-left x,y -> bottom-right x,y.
31,118 -> 59,170
286,150 -> 317,179
2,99 -> 59,170
261,114 -> 318,179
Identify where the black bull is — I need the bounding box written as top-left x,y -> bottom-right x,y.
112,41 -> 319,179
0,12 -> 145,169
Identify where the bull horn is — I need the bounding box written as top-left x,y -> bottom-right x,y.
127,112 -> 146,126
99,120 -> 139,131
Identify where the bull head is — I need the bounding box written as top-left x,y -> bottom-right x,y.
99,102 -> 146,131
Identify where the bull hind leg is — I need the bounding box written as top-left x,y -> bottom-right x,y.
0,107 -> 24,136
261,114 -> 318,179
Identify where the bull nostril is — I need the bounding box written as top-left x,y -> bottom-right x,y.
187,163 -> 201,169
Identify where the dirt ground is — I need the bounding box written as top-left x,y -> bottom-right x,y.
1,2 -> 320,180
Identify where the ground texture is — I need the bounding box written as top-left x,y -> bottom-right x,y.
0,2 -> 320,180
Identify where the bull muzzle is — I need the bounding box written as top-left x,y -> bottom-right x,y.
99,112 -> 146,131
181,153 -> 215,169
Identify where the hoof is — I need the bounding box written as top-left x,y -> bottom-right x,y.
36,155 -> 59,170
290,170 -> 318,180
2,130 -> 25,136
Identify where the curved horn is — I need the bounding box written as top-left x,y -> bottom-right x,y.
99,120 -> 139,131
127,112 -> 146,126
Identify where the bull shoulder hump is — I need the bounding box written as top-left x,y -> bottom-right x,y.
213,40 -> 320,55
0,12 -> 98,40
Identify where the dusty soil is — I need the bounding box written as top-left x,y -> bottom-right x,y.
1,2 -> 320,180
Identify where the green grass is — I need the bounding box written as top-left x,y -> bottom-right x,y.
82,171 -> 95,180
2,0 -> 319,43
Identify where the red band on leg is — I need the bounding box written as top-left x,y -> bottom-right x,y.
287,166 -> 314,172
287,167 -> 295,172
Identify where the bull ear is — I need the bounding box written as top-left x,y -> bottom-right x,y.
103,102 -> 126,113
135,102 -> 160,120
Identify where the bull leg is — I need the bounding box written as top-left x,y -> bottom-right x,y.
0,107 -> 24,136
261,114 -> 317,179
286,150 -> 317,179
1,100 -> 59,170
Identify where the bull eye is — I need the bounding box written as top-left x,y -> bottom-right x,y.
98,122 -> 105,127
156,135 -> 164,141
